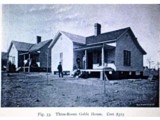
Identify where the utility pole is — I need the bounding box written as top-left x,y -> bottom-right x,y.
102,43 -> 106,95
46,49 -> 49,84
157,62 -> 160,72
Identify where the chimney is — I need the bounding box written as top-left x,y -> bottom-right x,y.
37,36 -> 41,44
94,23 -> 101,36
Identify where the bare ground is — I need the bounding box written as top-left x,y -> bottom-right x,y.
1,72 -> 159,107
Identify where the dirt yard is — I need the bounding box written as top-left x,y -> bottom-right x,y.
1,72 -> 159,107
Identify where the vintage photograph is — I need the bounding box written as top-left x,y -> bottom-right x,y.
1,4 -> 159,107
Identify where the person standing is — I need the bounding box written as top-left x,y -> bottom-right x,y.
57,62 -> 63,78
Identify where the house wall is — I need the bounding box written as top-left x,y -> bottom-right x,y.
51,34 -> 74,72
39,42 -> 52,71
18,51 -> 26,67
115,32 -> 143,71
92,49 -> 103,65
93,50 -> 100,64
105,48 -> 115,63
8,44 -> 18,68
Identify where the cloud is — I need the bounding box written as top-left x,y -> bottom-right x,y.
29,7 -> 37,12
55,6 -> 72,14
28,6 -> 48,12
28,5 -> 57,13
61,13 -> 80,21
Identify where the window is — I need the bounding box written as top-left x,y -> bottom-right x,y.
12,57 -> 15,64
123,50 -> 131,66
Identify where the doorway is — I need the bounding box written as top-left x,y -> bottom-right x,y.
87,52 -> 93,69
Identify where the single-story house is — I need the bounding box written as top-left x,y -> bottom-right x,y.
49,23 -> 146,79
1,52 -> 8,71
7,36 -> 52,72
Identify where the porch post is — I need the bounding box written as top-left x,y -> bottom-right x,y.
100,44 -> 104,80
85,50 -> 87,69
28,54 -> 30,72
23,54 -> 25,72
102,44 -> 104,67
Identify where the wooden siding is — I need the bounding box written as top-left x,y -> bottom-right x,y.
51,34 -> 74,72
106,48 -> 115,63
39,41 -> 52,69
115,32 -> 143,71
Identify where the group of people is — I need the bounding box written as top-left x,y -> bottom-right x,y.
57,57 -> 85,78
57,62 -> 82,78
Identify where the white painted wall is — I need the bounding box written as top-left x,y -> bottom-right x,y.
51,34 -> 74,73
9,44 -> 18,68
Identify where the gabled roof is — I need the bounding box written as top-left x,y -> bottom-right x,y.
48,31 -> 86,49
86,27 -> 146,54
61,31 -> 86,44
29,39 -> 52,52
86,27 -> 129,45
8,40 -> 52,53
12,41 -> 34,52
49,27 -> 146,55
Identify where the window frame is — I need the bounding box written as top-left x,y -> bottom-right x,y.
123,50 -> 131,66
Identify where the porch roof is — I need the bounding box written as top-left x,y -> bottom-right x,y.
74,43 -> 116,51
74,45 -> 102,51
19,51 -> 41,55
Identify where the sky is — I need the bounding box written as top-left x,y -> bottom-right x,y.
1,4 -> 160,68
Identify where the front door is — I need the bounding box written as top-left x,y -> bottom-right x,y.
87,52 -> 93,69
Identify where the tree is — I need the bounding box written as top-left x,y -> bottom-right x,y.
147,58 -> 154,69
157,62 -> 160,70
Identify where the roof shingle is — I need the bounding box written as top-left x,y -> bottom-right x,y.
10,39 -> 52,53
29,39 -> 52,52
12,41 -> 34,51
86,27 -> 129,44
61,31 -> 86,44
